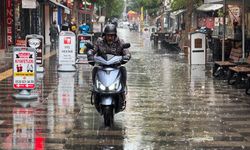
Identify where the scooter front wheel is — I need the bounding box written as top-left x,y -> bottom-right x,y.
102,106 -> 114,127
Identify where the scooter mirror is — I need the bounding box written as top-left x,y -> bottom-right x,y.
122,43 -> 130,49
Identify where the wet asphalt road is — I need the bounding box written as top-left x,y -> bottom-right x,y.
0,28 -> 250,150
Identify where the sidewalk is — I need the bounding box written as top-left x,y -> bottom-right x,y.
0,49 -> 12,73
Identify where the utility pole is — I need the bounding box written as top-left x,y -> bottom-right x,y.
222,0 -> 226,61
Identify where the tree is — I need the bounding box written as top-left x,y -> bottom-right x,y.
128,0 -> 162,17
95,0 -> 125,19
72,0 -> 81,31
170,0 -> 202,49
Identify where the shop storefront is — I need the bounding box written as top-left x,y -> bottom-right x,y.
202,0 -> 250,61
43,0 -> 70,45
0,0 -> 6,49
6,0 -> 14,47
14,0 -> 42,46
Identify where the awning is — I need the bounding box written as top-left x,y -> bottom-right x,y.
49,0 -> 70,14
171,9 -> 186,16
204,0 -> 223,3
127,10 -> 137,15
197,4 -> 223,12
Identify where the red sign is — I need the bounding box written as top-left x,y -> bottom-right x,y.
13,84 -> 35,89
64,37 -> 71,44
16,39 -> 26,47
6,0 -> 13,45
13,48 -> 36,90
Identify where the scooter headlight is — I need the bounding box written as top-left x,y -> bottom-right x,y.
96,80 -> 106,90
108,79 -> 120,91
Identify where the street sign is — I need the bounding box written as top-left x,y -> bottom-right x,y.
13,47 -> 36,90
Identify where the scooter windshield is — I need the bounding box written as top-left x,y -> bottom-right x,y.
94,55 -> 122,66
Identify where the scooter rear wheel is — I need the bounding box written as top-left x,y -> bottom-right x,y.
102,106 -> 114,127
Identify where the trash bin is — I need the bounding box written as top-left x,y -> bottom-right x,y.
190,32 -> 206,65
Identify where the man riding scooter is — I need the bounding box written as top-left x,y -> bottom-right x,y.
87,24 -> 131,126
87,23 -> 131,87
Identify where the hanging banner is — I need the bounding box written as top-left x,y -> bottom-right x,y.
13,47 -> 36,89
140,7 -> 144,22
228,5 -> 240,26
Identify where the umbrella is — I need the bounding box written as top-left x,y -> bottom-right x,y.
127,10 -> 137,15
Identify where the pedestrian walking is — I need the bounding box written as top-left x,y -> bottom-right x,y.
62,19 -> 70,31
79,21 -> 90,34
143,28 -> 151,47
49,20 -> 59,49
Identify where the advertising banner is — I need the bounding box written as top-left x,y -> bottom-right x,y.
77,34 -> 92,55
59,31 -> 76,65
13,47 -> 36,89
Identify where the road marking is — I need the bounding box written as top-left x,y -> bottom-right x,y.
0,50 -> 56,81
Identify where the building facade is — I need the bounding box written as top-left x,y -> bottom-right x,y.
0,0 -> 71,51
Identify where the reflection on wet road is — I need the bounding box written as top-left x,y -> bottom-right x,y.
0,28 -> 250,149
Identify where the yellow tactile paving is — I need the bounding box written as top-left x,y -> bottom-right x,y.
0,69 -> 13,81
0,50 -> 56,81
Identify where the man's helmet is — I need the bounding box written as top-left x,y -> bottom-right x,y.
104,24 -> 117,35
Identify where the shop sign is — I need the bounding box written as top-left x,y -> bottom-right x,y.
22,0 -> 36,9
6,0 -> 13,45
59,32 -> 76,65
16,39 -> 26,47
26,36 -> 43,65
13,47 -> 36,89
214,17 -> 228,26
